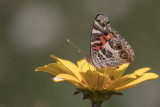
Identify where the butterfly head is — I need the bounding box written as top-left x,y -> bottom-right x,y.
94,14 -> 111,34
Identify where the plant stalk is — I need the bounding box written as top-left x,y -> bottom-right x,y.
91,101 -> 102,107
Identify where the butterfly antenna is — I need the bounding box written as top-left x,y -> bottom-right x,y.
67,38 -> 87,56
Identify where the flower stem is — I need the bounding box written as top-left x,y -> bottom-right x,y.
91,101 -> 102,107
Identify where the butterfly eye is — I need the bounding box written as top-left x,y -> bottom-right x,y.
119,50 -> 128,59
115,43 -> 123,50
107,21 -> 110,24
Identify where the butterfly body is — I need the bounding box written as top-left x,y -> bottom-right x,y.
85,14 -> 135,69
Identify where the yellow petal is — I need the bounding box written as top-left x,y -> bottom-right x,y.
79,70 -> 108,90
54,74 -> 86,89
133,67 -> 151,76
106,74 -> 136,91
114,73 -> 159,91
106,63 -> 130,80
50,55 -> 78,72
54,74 -> 79,83
79,70 -> 92,89
96,73 -> 109,90
35,63 -> 74,76
53,76 -> 65,82
50,55 -> 82,81
77,59 -> 94,72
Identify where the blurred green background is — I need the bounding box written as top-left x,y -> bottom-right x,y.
0,0 -> 160,107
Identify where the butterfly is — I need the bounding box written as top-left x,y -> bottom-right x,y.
85,14 -> 135,69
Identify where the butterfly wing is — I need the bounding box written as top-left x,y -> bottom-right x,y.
87,14 -> 134,68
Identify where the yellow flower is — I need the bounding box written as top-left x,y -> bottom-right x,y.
35,55 -> 159,102
35,55 -> 158,91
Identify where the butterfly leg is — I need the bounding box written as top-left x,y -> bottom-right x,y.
93,66 -> 96,71
105,68 -> 107,74
80,61 -> 87,71
87,63 -> 91,70
110,68 -> 115,80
